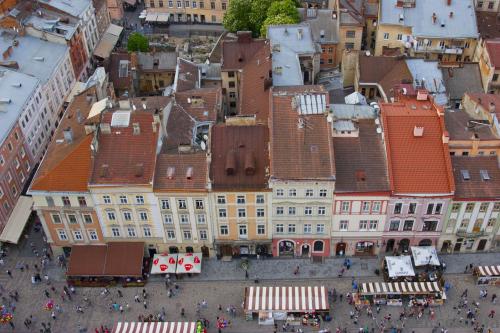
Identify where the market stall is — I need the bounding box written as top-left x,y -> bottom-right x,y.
411,246 -> 440,266
384,256 -> 415,281
176,253 -> 202,274
356,281 -> 445,307
112,321 -> 203,333
244,286 -> 329,326
150,253 -> 177,274
474,265 -> 500,285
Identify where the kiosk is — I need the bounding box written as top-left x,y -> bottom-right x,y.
474,265 -> 500,285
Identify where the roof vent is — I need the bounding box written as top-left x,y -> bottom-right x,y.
461,169 -> 470,180
440,20 -> 446,28
167,166 -> 175,179
100,164 -> 109,178
413,126 -> 424,137
0,98 -> 11,104
186,166 -> 193,180
432,13 -> 437,24
225,150 -> 236,175
272,44 -> 281,52
135,163 -> 144,177
399,13 -> 404,22
416,90 -> 428,100
33,57 -> 45,62
355,170 -> 366,182
297,28 -> 303,40
63,127 -> 73,143
480,169 -> 490,181
11,83 -> 21,88
244,151 -> 256,176
133,122 -> 140,135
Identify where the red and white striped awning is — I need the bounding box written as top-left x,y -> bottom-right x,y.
477,265 -> 500,277
244,286 -> 329,312
112,322 -> 197,333
360,281 -> 442,295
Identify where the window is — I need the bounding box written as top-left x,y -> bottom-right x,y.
362,202 -> 371,213
318,207 -> 326,215
489,1 -> 494,9
221,2 -> 226,9
103,195 -> 111,204
305,189 -> 313,197
228,81 -> 235,88
77,196 -> 87,207
276,224 -> 284,233
57,229 -> 67,240
288,224 -> 296,233
403,220 -> 414,231
127,227 -> 137,237
304,224 -> 312,233
276,189 -> 284,197
210,1 -> 215,9
177,0 -> 181,7
494,203 -> 500,212
7,142 -> 12,151
480,203 -> 489,212
451,203 -> 461,212
346,30 -> 355,38
465,203 -> 475,212
459,219 -> 469,230
383,32 -> 389,40
14,158 -> 20,169
238,225 -> 247,237
160,199 -> 170,209
52,214 -> 62,224
341,201 -> 350,213
167,230 -> 176,239
276,207 -> 284,215
319,189 -> 327,197
340,220 -> 348,231
369,220 -> 378,230
218,208 -> 227,218
422,220 -> 438,231
178,199 -> 187,209
305,207 -> 313,215
288,207 -> 296,215
359,220 -> 368,230
345,42 -> 355,49
62,196 -> 71,207
163,214 -> 173,224
88,230 -> 98,240
494,74 -> 499,82
478,0 -> 483,7
220,225 -> 228,235
195,199 -> 204,210
67,214 -> 77,224
143,227 -> 152,237
288,189 -> 297,197
6,172 -> 12,183
20,147 -> 25,158
107,211 -> 116,221
159,0 -> 163,6
397,33 -> 402,41
316,224 -> 325,233
180,214 -> 189,224
83,214 -> 92,224
488,218 -> 496,227
119,196 -> 128,204
44,196 -> 54,207
123,211 -> 132,221
408,203 -> 416,214
257,225 -> 265,235
256,195 -> 265,204
217,196 -> 226,204
197,229 -> 206,240
237,196 -> 245,204
257,208 -> 265,217
238,208 -> 246,218
136,195 -> 145,204
25,160 -> 30,172
389,220 -> 400,231
73,230 -> 83,241
150,0 -> 155,7
372,201 -> 381,213
192,1 -> 197,7
168,0 -> 173,6
394,203 -> 402,214
435,203 -> 443,215
185,0 -> 189,6
139,212 -> 148,221
11,185 -> 16,196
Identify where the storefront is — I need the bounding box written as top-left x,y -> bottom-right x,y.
216,241 -> 272,259
272,239 -> 330,257
356,281 -> 446,307
354,241 -> 375,256
474,265 -> 500,285
244,286 -> 329,326
112,321 -> 202,333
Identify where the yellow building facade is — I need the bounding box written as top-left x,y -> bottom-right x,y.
145,0 -> 228,23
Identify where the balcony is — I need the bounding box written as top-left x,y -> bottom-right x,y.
413,46 -> 463,55
456,230 -> 485,238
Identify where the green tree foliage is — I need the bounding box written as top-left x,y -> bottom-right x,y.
249,0 -> 274,36
127,32 -> 149,52
260,13 -> 298,37
266,0 -> 300,23
223,0 -> 254,33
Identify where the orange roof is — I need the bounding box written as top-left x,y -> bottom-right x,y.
30,87 -> 97,192
154,152 -> 207,192
380,96 -> 455,194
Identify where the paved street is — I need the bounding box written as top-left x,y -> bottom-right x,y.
0,228 -> 499,332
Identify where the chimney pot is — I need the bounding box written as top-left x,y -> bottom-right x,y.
186,167 -> 193,180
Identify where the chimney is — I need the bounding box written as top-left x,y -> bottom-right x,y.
135,163 -> 144,177
489,102 -> 496,114
76,109 -> 84,123
167,166 -> 175,179
133,122 -> 140,135
119,99 -> 131,110
236,31 -> 252,43
63,127 -> 73,143
447,0 -> 451,5
100,123 -> 111,134
449,11 -> 453,18
225,150 -> 236,175
297,28 -> 303,40
442,130 -> 450,144
413,126 -> 424,137
244,151 -> 256,176
186,167 -> 193,180
100,164 -> 109,178
417,89 -> 428,101
432,13 -> 437,24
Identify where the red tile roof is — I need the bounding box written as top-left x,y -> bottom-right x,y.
269,86 -> 335,180
380,96 -> 455,194
451,156 -> 500,200
221,34 -> 268,70
154,152 -> 207,192
175,58 -> 199,92
486,40 -> 500,69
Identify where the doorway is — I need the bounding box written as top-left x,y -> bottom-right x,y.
385,239 -> 395,253
313,240 -> 324,253
418,239 -> 432,247
169,246 -> 179,254
454,238 -> 463,252
440,241 -> 451,253
148,247 -> 157,258
336,242 -> 346,256
186,246 -> 194,253
201,246 -> 209,258
477,239 -> 488,251
399,239 -> 410,253
301,244 -> 310,257
279,240 -> 295,256
219,245 -> 232,257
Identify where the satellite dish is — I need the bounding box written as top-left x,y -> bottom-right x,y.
200,141 -> 206,150
203,134 -> 209,140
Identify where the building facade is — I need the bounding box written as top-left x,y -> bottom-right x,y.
145,0 -> 227,23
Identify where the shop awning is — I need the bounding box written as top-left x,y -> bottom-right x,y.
113,322 -> 198,333
0,196 -> 33,244
411,246 -> 440,266
156,12 -> 169,22
385,256 -> 415,278
176,253 -> 202,274
150,253 -> 177,274
67,242 -> 144,277
145,12 -> 158,22
360,281 -> 442,296
93,24 -> 123,59
477,265 -> 500,277
244,286 -> 329,312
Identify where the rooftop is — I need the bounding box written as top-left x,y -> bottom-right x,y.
405,59 -> 447,106
380,96 -> 455,194
466,92 -> 500,120
107,52 -> 132,94
268,24 -> 317,86
380,0 -> 478,38
221,32 -> 267,70
0,68 -> 39,144
30,87 -> 97,192
340,0 -> 379,18
444,109 -> 498,141
451,156 -> 500,199
0,30 -> 68,84
137,51 -> 177,71
24,12 -> 78,40
210,124 -> 270,190
298,9 -> 339,44
38,0 -> 91,17
154,153 -> 207,191
173,58 -> 200,92
334,119 -> 390,193
441,63 -> 484,101
485,40 -> 500,69
270,86 -> 335,181
476,11 -> 500,40
330,104 -> 376,119
93,24 -> 123,60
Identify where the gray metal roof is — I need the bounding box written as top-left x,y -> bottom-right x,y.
330,104 -> 376,119
405,59 -> 448,106
0,69 -> 39,144
199,63 -> 221,80
380,0 -> 478,38
441,63 -> 484,101
38,0 -> 91,17
0,30 -> 69,84
298,9 -> 339,44
268,24 -> 316,86
25,15 -> 77,40
333,119 -> 357,131
137,52 -> 177,70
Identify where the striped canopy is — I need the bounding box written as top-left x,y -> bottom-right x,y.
477,265 -> 500,277
244,286 -> 329,312
360,281 -> 442,295
112,322 -> 197,333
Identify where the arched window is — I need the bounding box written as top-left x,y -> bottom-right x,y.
313,240 -> 324,252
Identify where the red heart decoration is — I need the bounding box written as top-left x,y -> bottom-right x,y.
184,264 -> 193,271
186,253 -> 193,256
178,258 -> 184,265
160,264 -> 168,271
194,256 -> 200,264
169,257 -> 176,264
161,253 -> 168,256
153,258 -> 159,265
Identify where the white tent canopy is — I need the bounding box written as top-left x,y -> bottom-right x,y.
385,256 -> 415,278
344,91 -> 367,105
176,253 -> 202,274
411,246 -> 440,266
0,196 -> 33,244
150,253 -> 177,274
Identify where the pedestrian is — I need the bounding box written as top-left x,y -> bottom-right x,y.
44,290 -> 50,298
6,270 -> 12,278
119,305 -> 123,313
181,308 -> 185,317
126,303 -> 130,311
8,321 -> 14,330
245,270 -> 249,279
51,311 -> 56,320
218,304 -> 222,311
143,300 -> 147,309
134,295 -> 140,303
117,290 -> 123,298
294,266 -> 300,275
462,289 -> 468,298
202,299 -> 207,308
142,289 -> 147,299
489,310 -> 495,318
492,294 -> 497,304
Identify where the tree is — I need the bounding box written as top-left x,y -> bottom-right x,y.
266,0 -> 300,23
249,0 -> 274,37
223,0 -> 254,33
127,32 -> 149,52
260,13 -> 298,37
